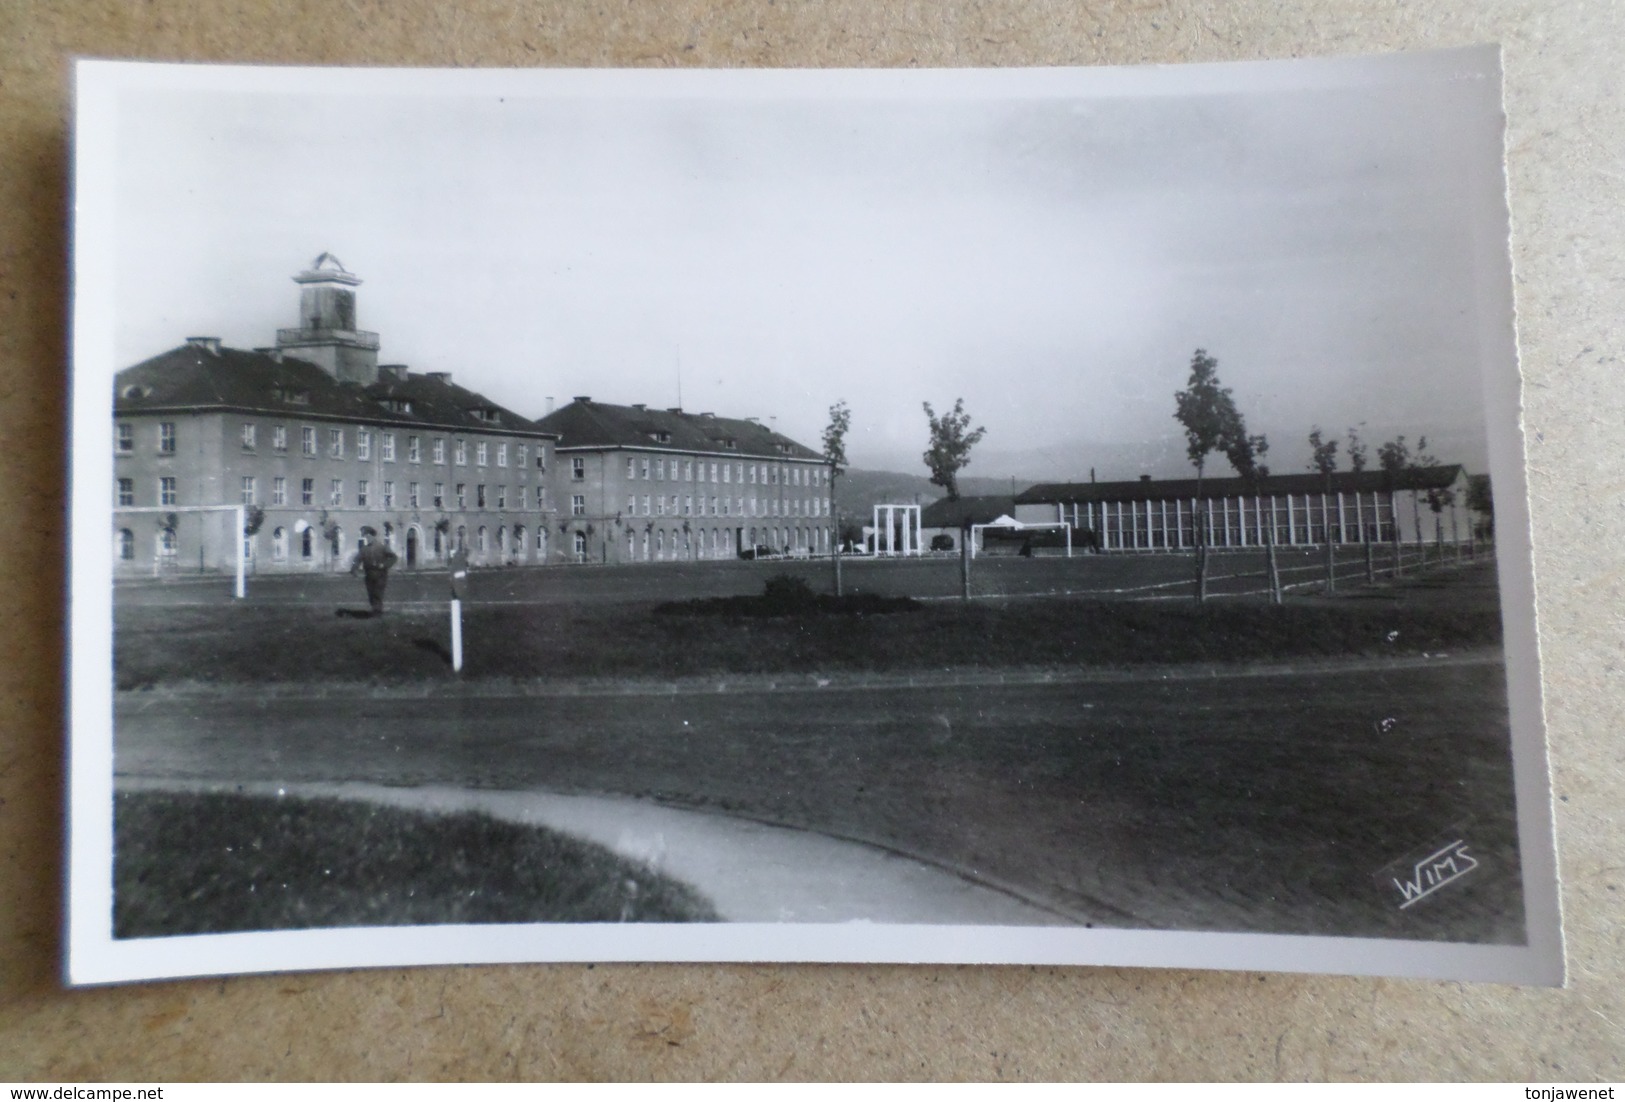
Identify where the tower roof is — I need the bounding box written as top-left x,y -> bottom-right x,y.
293,252 -> 361,286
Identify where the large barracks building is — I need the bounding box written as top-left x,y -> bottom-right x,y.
111,254 -> 834,575
112,255 -> 561,574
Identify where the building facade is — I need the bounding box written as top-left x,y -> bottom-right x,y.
532,398 -> 834,564
112,255 -> 559,574
1013,467 -> 1478,552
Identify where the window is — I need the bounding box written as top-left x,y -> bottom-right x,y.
301,426 -> 316,457
456,483 -> 467,509
241,423 -> 256,450
684,460 -> 693,481
476,485 -> 487,509
518,487 -> 528,510
301,478 -> 314,506
383,481 -> 394,508
476,442 -> 488,466
409,482 -> 420,508
159,476 -> 177,505
117,423 -> 133,453
571,457 -> 585,481
642,495 -> 651,516
358,480 -> 369,507
273,477 -> 286,506
328,427 -> 344,458
497,443 -> 508,468
535,450 -> 546,471
301,528 -> 314,559
272,527 -> 287,561
357,429 -> 372,461
433,438 -> 446,464
641,458 -> 650,480
748,465 -> 756,484
684,495 -> 692,516
116,478 -> 134,506
723,464 -> 731,484
434,483 -> 445,508
330,479 -> 343,506
709,495 -> 718,516
273,425 -> 287,452
381,433 -> 396,462
627,495 -> 636,514
408,436 -> 421,463
710,463 -> 718,483
496,486 -> 506,509
571,494 -> 586,516
241,476 -> 257,505
627,457 -> 637,479
656,495 -> 666,516
158,529 -> 177,559
516,445 -> 527,469
158,423 -> 176,454
720,497 -> 729,517
573,530 -> 587,560
455,440 -> 468,465
117,529 -> 134,561
656,458 -> 665,481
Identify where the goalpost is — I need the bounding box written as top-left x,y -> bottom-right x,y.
113,504 -> 249,599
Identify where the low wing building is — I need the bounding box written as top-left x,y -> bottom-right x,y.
1013,468 -> 1477,552
533,398 -> 834,563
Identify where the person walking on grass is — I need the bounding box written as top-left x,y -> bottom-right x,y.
350,526 -> 399,616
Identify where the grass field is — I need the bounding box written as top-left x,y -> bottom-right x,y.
113,560 -> 1504,689
114,789 -> 718,936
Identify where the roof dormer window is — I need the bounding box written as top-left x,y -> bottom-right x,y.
469,407 -> 500,424
121,385 -> 152,401
649,430 -> 672,443
379,397 -> 414,414
273,385 -> 311,405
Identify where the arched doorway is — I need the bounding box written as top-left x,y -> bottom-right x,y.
405,527 -> 419,567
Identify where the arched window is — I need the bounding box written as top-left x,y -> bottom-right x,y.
456,525 -> 467,552
626,529 -> 635,561
301,527 -> 313,559
512,524 -> 526,560
536,527 -> 547,558
158,529 -> 177,560
477,526 -> 489,554
116,529 -> 134,561
640,530 -> 649,561
656,529 -> 665,558
573,530 -> 587,562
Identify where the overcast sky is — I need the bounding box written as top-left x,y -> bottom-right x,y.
98,54 -> 1512,480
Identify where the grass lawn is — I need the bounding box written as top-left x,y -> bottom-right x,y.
114,789 -> 718,936
114,587 -> 1502,689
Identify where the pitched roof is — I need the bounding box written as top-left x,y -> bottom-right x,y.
1015,465 -> 1468,505
535,399 -> 822,461
920,495 -> 1016,528
113,343 -> 554,437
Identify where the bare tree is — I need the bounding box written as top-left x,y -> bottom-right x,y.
922,399 -> 987,502
1376,435 -> 1412,574
822,399 -> 851,596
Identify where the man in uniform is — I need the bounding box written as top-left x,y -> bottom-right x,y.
350,526 -> 400,616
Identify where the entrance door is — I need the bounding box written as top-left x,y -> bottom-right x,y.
406,528 -> 419,567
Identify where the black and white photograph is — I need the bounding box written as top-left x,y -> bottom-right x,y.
69,50 -> 1560,985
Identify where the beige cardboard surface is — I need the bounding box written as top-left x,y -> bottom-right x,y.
2,0 -> 1620,1082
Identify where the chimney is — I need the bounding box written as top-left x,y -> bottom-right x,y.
573,396 -> 591,404
379,364 -> 410,382
545,397 -> 555,414
186,336 -> 222,355
425,371 -> 452,384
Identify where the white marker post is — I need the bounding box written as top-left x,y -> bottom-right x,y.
448,546 -> 469,674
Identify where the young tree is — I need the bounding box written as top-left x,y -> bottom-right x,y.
921,399 -> 987,502
1225,416 -> 1279,603
1308,426 -> 1339,593
1376,435 -> 1412,574
1172,349 -> 1245,602
1346,425 -> 1368,474
822,399 -> 852,596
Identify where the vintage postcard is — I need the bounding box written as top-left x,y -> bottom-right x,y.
69,50 -> 1561,984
